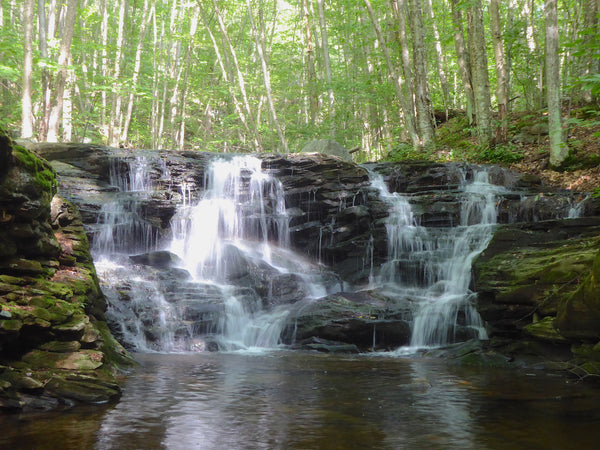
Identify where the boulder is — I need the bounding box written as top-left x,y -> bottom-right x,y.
300,139 -> 352,162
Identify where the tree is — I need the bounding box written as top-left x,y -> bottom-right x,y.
490,0 -> 508,142
364,0 -> 419,148
46,0 -> 78,142
21,0 -> 34,139
317,0 -> 335,139
450,0 -> 475,124
467,0 -> 493,146
545,0 -> 567,167
408,0 -> 435,147
246,0 -> 288,152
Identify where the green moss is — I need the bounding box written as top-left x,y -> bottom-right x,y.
12,145 -> 58,195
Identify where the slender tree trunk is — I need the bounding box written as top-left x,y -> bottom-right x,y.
450,0 -> 475,124
317,0 -> 335,139
46,0 -> 77,142
122,0 -> 152,146
211,0 -> 261,150
22,0 -> 35,139
423,0 -> 450,118
490,0 -> 508,142
198,1 -> 254,145
408,0 -> 435,146
391,0 -> 416,126
303,0 -> 318,125
546,0 -> 567,167
364,0 -> 419,148
177,4 -> 199,151
467,0 -> 493,146
247,0 -> 289,152
108,0 -> 127,146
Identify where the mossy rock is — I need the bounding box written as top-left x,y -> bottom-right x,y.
12,145 -> 57,195
22,349 -> 103,370
523,316 -> 568,343
40,340 -> 82,353
44,374 -> 120,403
556,250 -> 600,339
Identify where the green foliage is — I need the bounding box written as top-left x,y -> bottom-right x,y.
386,143 -> 434,162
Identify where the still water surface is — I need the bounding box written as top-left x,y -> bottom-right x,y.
2,352 -> 600,449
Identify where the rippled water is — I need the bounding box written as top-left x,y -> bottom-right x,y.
2,352 -> 600,449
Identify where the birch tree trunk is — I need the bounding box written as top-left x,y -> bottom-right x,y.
545,0 -> 567,167
247,0 -> 289,153
467,0 -> 493,146
46,0 -> 77,142
490,0 -> 508,142
408,0 -> 435,146
450,0 -> 475,124
108,0 -> 127,146
22,0 -> 34,139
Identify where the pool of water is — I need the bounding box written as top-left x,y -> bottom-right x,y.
2,352 -> 600,449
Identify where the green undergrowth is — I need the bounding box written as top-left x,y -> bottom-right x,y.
384,106 -> 600,170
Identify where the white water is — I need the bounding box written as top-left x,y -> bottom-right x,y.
96,155 -> 340,352
370,169 -> 506,349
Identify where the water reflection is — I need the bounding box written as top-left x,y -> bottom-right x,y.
2,352 -> 600,449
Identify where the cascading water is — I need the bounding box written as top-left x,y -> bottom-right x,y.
96,154 -> 337,352
370,168 -> 504,349
168,156 -> 296,351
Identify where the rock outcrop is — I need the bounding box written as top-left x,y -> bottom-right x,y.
473,216 -> 600,375
0,135 -> 133,412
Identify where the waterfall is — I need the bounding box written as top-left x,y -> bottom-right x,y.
95,155 -> 340,352
93,156 -> 157,255
370,169 -> 504,349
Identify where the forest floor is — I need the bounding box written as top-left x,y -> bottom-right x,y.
507,111 -> 600,192
388,105 -> 600,193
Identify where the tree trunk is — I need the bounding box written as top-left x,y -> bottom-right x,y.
408,0 -> 435,146
490,0 -> 508,142
46,0 -> 77,142
423,0 -> 450,118
108,0 -> 127,146
546,0 -> 567,167
22,0 -> 34,139
247,0 -> 289,152
391,0 -> 416,126
450,0 -> 475,124
198,1 -> 255,147
212,0 -> 262,150
122,0 -> 152,146
467,0 -> 493,146
364,0 -> 419,148
317,0 -> 335,139
303,0 -> 318,125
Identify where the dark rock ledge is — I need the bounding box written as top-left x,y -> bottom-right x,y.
0,133 -> 134,413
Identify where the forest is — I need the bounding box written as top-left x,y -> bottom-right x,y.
2,0 -> 599,167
